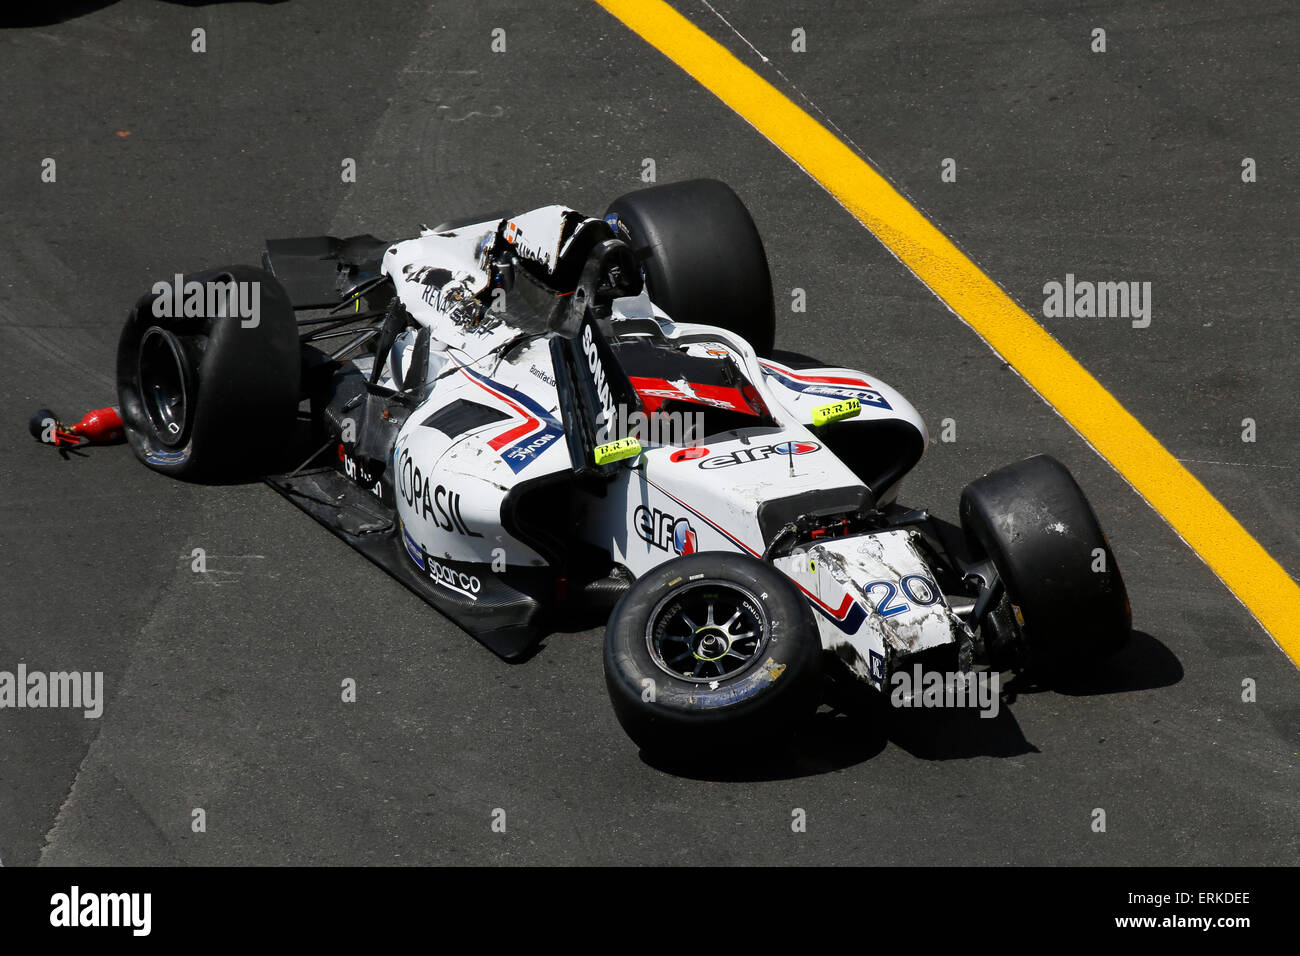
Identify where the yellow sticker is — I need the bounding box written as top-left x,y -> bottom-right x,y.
810,398 -> 861,426
593,436 -> 642,465
762,657 -> 787,681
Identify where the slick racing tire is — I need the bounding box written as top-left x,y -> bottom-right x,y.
603,552 -> 822,757
117,264 -> 300,479
607,179 -> 776,357
959,454 -> 1131,679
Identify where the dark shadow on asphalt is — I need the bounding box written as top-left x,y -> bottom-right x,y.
642,630 -> 1180,780
640,682 -> 1032,782
1003,630 -> 1183,699
638,705 -> 891,782
2,1 -> 287,28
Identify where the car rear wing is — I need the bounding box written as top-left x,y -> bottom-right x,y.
551,309 -> 643,479
261,234 -> 390,310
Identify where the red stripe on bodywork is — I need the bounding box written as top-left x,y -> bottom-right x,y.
760,362 -> 873,389
455,364 -> 541,449
629,376 -> 760,415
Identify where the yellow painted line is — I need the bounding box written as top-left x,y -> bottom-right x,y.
593,0 -> 1300,666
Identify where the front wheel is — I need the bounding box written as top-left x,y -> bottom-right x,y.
959,454 -> 1131,679
603,552 -> 823,757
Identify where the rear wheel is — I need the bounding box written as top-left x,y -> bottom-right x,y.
117,264 -> 300,479
959,454 -> 1130,678
607,179 -> 776,356
603,552 -> 822,757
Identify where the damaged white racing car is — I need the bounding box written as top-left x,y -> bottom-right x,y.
114,178 -> 1131,754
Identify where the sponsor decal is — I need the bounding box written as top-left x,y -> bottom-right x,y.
507,431 -> 558,464
425,555 -> 482,600
669,446 -> 709,462
594,436 -> 642,466
396,446 -> 484,537
583,321 -> 618,439
504,220 -> 555,270
760,363 -> 892,409
868,649 -> 886,682
401,523 -> 426,570
810,397 -> 861,426
338,444 -> 384,498
698,441 -> 820,469
634,505 -> 698,555
528,364 -> 556,387
402,264 -> 487,326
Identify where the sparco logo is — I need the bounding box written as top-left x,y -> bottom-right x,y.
635,505 -> 697,555
582,322 -> 616,437
397,446 -> 484,537
699,441 -> 820,469
427,556 -> 482,600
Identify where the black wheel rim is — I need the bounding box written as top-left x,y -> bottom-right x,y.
645,580 -> 770,683
138,327 -> 190,446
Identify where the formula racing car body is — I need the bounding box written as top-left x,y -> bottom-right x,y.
111,179 -> 1131,753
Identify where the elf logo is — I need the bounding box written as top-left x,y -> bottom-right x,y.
699,441 -> 820,469
635,505 -> 697,555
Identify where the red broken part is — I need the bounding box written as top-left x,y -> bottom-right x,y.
29,406 -> 125,446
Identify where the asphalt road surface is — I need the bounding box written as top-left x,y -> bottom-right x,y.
1,0 -> 1295,866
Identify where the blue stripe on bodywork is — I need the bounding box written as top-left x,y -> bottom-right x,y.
761,366 -> 892,410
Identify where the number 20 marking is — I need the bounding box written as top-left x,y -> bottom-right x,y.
864,575 -> 939,618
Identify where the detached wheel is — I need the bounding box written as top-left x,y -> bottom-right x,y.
603,552 -> 822,757
607,178 -> 776,356
117,264 -> 300,479
959,454 -> 1131,678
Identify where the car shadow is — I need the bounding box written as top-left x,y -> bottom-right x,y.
2,0 -> 287,27
642,629 -> 1181,781
638,705 -> 891,782
1001,629 -> 1183,699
